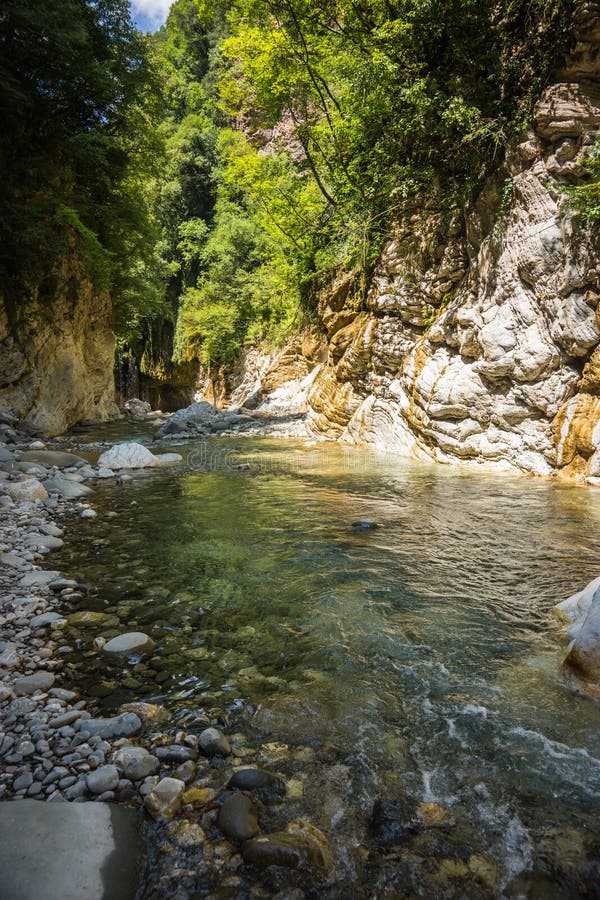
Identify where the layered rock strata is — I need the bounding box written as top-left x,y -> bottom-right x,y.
306,4 -> 600,482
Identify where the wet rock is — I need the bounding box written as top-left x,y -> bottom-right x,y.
101,632 -> 156,659
3,478 -> 48,502
218,792 -> 260,842
112,746 -> 159,781
166,819 -> 206,848
172,760 -> 196,783
199,727 -> 231,757
43,477 -> 93,499
242,819 -> 333,873
22,532 -> 64,550
144,777 -> 185,820
97,443 -> 161,470
86,765 -> 119,795
562,582 -> 600,682
78,713 -> 142,740
228,768 -> 286,802
554,576 -> 600,631
13,672 -> 55,695
154,744 -> 198,764
30,612 -> 64,630
118,701 -> 170,726
154,453 -> 183,466
183,787 -> 217,806
351,519 -> 379,530
67,611 -> 120,629
370,796 -> 420,846
20,450 -> 86,468
416,802 -> 451,828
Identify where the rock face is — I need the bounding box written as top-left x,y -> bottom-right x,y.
304,7 -> 600,483
0,258 -> 118,436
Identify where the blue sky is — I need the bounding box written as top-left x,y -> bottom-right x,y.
130,0 -> 174,33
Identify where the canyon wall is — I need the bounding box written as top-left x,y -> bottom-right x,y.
0,260 -> 118,435
306,3 -> 600,483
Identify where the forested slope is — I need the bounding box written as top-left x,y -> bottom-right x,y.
1,0 -> 599,456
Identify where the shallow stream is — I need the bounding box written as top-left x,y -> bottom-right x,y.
54,433 -> 600,896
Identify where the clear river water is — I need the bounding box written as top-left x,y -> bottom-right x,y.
53,431 -> 600,897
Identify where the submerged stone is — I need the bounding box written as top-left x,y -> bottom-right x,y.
218,792 -> 260,842
228,768 -> 286,802
144,777 -> 185,820
20,450 -> 86,468
68,610 -> 120,629
43,477 -> 93,498
199,727 -> 231,757
118,701 -> 170,726
370,797 -> 420,846
101,632 -> 156,659
242,819 -> 332,873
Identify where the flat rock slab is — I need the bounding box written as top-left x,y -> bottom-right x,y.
19,570 -> 59,587
20,450 -> 86,468
0,800 -> 144,900
43,477 -> 93,498
13,671 -> 55,695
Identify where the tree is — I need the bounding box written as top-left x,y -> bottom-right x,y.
0,0 -> 162,333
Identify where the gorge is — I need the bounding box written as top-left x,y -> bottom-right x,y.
2,1 -> 600,898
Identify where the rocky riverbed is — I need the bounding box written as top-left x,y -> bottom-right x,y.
0,413 -> 350,898
3,408 -> 600,898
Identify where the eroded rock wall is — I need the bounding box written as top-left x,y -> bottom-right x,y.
307,3 -> 600,482
0,260 -> 118,435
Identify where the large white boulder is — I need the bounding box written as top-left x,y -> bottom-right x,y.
554,576 -> 600,638
98,442 -> 161,470
555,577 -> 600,684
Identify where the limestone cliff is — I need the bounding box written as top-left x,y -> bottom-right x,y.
0,259 -> 118,435
306,3 -> 600,483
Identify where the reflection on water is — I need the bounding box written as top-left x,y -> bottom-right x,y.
55,438 -> 600,894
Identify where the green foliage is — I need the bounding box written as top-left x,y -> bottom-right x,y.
0,0 -> 163,336
1,0 -> 578,377
564,137 -> 600,221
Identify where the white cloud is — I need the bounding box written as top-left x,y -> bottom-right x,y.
130,0 -> 174,27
